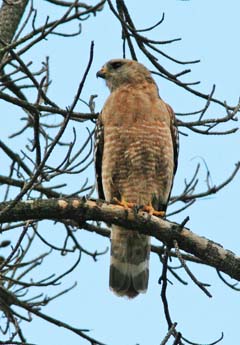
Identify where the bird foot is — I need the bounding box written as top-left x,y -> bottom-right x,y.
113,197 -> 135,209
113,198 -> 165,217
142,205 -> 165,217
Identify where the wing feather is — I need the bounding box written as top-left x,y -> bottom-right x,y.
166,103 -> 179,177
153,103 -> 179,212
94,114 -> 105,200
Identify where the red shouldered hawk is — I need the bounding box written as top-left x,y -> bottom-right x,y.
95,59 -> 178,298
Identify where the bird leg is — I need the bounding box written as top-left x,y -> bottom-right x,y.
113,197 -> 135,209
142,204 -> 165,217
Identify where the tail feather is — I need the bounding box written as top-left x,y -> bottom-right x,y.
110,225 -> 150,298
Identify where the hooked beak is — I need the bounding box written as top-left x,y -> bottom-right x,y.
96,66 -> 107,79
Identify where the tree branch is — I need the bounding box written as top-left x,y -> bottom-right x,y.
0,197 -> 239,281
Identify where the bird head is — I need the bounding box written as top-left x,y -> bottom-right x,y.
96,59 -> 154,92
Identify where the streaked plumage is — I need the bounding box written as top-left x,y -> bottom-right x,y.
95,59 -> 178,298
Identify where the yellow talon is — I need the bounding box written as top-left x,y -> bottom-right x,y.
113,198 -> 165,217
142,204 -> 165,217
113,197 -> 135,209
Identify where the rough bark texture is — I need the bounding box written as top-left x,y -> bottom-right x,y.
0,197 -> 239,281
0,0 -> 29,61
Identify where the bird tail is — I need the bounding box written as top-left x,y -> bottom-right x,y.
109,225 -> 150,298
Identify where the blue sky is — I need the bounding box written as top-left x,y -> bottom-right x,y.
0,1 -> 240,344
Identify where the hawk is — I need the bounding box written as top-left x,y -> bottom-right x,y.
95,59 -> 178,298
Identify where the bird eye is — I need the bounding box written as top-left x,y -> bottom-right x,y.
111,61 -> 123,69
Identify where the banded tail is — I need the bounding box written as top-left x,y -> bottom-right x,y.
109,225 -> 150,298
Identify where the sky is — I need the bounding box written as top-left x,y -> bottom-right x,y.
0,1 -> 240,344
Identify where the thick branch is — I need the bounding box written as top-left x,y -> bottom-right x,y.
0,197 -> 239,281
